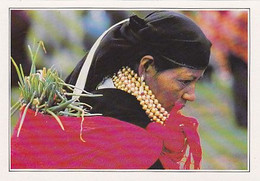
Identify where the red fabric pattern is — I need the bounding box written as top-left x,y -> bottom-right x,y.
11,108 -> 202,169
11,109 -> 162,169
146,108 -> 202,169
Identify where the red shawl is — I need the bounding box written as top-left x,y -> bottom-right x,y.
11,108 -> 202,169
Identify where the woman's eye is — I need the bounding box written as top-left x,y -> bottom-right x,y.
178,80 -> 192,86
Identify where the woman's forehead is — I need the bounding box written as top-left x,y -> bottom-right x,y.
162,67 -> 205,79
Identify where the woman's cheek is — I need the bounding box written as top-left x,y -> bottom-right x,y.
160,91 -> 174,108
165,91 -> 178,104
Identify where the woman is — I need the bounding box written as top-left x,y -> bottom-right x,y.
65,11 -> 211,169
11,11 -> 211,170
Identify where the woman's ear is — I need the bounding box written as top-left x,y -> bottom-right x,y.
138,55 -> 156,76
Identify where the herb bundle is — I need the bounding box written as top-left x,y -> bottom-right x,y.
11,41 -> 101,138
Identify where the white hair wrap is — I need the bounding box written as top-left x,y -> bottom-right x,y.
72,19 -> 129,100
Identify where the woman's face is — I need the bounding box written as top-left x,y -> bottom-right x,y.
144,66 -> 205,112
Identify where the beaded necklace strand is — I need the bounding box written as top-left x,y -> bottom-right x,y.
112,66 -> 169,125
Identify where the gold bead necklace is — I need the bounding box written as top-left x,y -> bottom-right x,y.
112,66 -> 169,125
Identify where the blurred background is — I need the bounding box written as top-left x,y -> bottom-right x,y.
10,9 -> 248,170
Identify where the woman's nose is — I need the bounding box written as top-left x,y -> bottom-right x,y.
182,83 -> 196,102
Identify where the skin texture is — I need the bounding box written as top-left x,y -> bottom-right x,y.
138,55 -> 205,112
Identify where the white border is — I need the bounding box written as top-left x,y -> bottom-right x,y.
1,1 -> 260,181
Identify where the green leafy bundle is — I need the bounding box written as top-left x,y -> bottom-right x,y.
11,41 -> 101,138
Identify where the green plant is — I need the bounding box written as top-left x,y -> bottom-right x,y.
11,41 -> 101,139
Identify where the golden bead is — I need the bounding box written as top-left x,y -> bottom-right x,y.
163,112 -> 168,117
148,103 -> 153,108
153,116 -> 157,121
148,112 -> 154,118
154,99 -> 159,104
151,107 -> 157,113
139,88 -> 144,95
131,77 -> 136,82
155,111 -> 160,117
137,95 -> 142,101
145,85 -> 149,91
122,68 -> 126,72
145,99 -> 150,105
143,105 -> 148,110
162,117 -> 167,121
140,100 -> 145,106
128,74 -> 132,79
157,103 -> 162,109
160,107 -> 165,113
156,119 -> 161,123
135,81 -> 140,87
148,90 -> 153,95
145,109 -> 151,114
131,70 -> 135,75
150,95 -> 155,100
159,114 -> 163,119
120,76 -> 125,81
132,91 -> 138,96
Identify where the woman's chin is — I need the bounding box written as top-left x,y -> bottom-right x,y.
165,105 -> 175,112
162,101 -> 184,112
169,103 -> 184,112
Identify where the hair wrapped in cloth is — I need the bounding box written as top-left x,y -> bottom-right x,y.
66,11 -> 212,91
